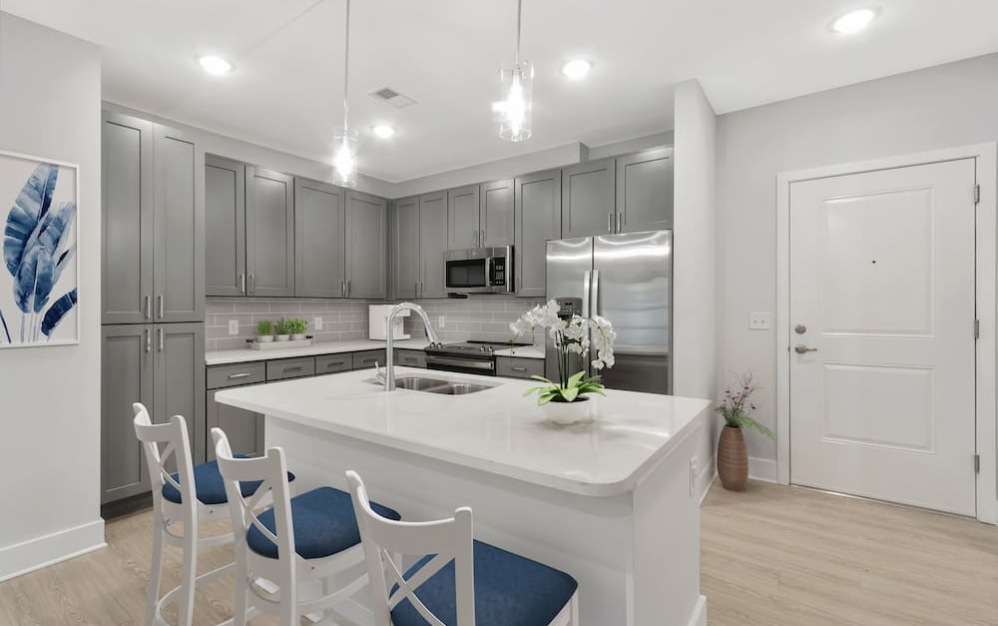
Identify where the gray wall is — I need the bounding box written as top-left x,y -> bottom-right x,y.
717,52 -> 998,475
0,13 -> 104,579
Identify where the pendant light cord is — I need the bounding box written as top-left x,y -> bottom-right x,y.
514,0 -> 522,66
342,0 -> 351,131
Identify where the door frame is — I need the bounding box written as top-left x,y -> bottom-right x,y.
776,143 -> 997,524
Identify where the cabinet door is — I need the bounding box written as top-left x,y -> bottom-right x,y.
295,178 -> 345,298
246,167 -> 295,297
101,324 -> 154,503
616,147 -> 674,233
562,158 -> 616,238
515,170 -> 562,297
206,389 -> 263,460
154,125 -> 204,322
205,155 -> 246,297
154,323 -> 206,464
393,196 -> 420,299
102,112 -> 154,324
447,184 -> 481,250
480,179 -> 514,247
345,191 -> 388,299
419,192 -> 448,298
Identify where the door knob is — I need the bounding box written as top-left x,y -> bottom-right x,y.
794,344 -> 818,354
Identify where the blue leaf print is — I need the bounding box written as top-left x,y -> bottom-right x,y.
4,163 -> 58,277
41,288 -> 77,337
14,245 -> 55,314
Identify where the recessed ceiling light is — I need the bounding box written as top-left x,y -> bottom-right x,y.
831,8 -> 878,35
198,55 -> 233,76
372,124 -> 396,139
561,59 -> 593,80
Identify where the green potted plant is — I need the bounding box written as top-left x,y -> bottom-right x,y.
290,318 -> 308,341
274,318 -> 291,342
256,319 -> 274,343
511,300 -> 616,425
716,373 -> 775,491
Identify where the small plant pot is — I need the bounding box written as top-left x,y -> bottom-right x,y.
541,396 -> 592,425
257,335 -> 274,343
275,334 -> 290,342
717,425 -> 749,491
291,333 -> 306,341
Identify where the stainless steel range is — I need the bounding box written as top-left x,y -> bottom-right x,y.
424,341 -> 529,376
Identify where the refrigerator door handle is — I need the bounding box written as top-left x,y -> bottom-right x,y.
591,269 -> 600,318
582,270 -> 592,318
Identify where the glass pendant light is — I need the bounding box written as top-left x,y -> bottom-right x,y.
493,0 -> 533,142
333,0 -> 358,187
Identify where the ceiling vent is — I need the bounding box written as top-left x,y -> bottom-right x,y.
369,86 -> 417,108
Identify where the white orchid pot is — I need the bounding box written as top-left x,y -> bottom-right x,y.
541,397 -> 592,425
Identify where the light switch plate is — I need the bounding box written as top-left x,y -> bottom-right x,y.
228,320 -> 239,336
749,312 -> 771,330
438,316 -> 446,329
314,316 -> 323,331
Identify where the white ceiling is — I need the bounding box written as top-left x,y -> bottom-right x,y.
5,1 -> 998,183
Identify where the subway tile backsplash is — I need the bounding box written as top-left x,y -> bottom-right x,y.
205,295 -> 546,351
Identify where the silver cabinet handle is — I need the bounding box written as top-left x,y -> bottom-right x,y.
511,366 -> 528,372
248,274 -> 255,295
145,328 -> 151,353
472,228 -> 478,247
794,344 -> 818,354
157,295 -> 164,320
144,295 -> 151,320
283,366 -> 303,373
345,280 -> 351,297
240,273 -> 246,295
480,229 -> 486,245
228,372 -> 252,380
616,213 -> 622,232
158,327 -> 165,352
608,211 -> 613,233
325,361 -> 347,369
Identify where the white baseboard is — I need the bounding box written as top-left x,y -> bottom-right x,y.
749,457 -> 778,483
0,519 -> 105,583
687,594 -> 707,626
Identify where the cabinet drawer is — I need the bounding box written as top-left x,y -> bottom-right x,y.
316,353 -> 353,374
394,349 -> 427,368
266,357 -> 316,381
496,356 -> 545,380
352,350 -> 385,371
207,362 -> 267,390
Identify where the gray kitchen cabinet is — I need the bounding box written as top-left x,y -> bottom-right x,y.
395,349 -> 427,368
352,350 -> 384,370
345,191 -> 388,299
447,184 -> 481,250
515,169 -> 562,297
392,196 -> 420,299
154,323 -> 206,463
206,390 -> 264,460
266,357 -> 316,381
101,324 -> 154,504
316,353 -> 353,375
480,179 -> 514,247
497,356 -> 545,379
295,178 -> 345,298
154,125 -> 205,323
207,362 -> 266,389
419,192 -> 448,298
562,158 -> 616,238
246,167 -> 295,297
616,147 -> 674,233
205,155 -> 246,297
102,112 -> 155,325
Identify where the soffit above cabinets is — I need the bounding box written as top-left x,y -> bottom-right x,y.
6,0 -> 998,183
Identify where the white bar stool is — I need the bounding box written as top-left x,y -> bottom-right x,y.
347,470 -> 580,626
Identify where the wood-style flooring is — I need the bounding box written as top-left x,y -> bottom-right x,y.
1,481 -> 995,625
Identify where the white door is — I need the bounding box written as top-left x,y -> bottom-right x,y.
789,159 -> 978,516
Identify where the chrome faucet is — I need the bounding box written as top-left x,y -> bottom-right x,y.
384,302 -> 440,391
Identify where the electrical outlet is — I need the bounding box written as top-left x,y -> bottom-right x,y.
314,316 -> 323,331
749,311 -> 771,330
228,320 -> 239,336
438,315 -> 446,329
690,457 -> 699,496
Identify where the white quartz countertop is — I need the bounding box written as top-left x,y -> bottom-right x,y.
206,340 -> 545,366
214,368 -> 710,497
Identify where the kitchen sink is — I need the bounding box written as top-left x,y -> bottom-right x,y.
368,375 -> 496,395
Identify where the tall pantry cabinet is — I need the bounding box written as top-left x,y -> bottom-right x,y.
100,111 -> 205,505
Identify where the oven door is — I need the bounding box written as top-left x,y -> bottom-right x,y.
445,249 -> 491,293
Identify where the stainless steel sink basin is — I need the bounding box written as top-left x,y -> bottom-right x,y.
368,375 -> 496,395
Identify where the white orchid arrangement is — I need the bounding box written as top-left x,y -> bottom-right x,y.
510,300 -> 617,405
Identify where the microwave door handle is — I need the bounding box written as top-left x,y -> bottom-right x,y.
582,270 -> 592,318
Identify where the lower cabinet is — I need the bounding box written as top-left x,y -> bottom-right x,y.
101,323 -> 205,504
395,349 -> 427,368
496,356 -> 545,379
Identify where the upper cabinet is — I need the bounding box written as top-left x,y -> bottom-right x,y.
418,192 -> 448,298
205,155 -> 246,297
480,179 -> 514,247
102,112 -> 203,324
562,158 -> 616,238
616,147 -> 674,233
515,169 -> 562,298
295,178 -> 345,298
246,167 -> 295,297
392,196 -> 420,300
345,191 -> 388,299
447,184 -> 481,250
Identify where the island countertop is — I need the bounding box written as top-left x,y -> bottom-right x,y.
214,368 -> 711,497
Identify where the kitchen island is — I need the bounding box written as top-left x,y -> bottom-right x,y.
215,367 -> 710,626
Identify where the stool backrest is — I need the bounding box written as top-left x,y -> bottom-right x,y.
211,428 -> 296,591
132,403 -> 196,512
346,470 -> 476,626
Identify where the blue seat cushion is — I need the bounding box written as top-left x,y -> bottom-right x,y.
246,486 -> 401,560
390,540 -> 578,626
162,456 -> 296,506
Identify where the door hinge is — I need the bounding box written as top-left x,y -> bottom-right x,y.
975,454 -> 981,474
974,319 -> 980,339
974,185 -> 981,205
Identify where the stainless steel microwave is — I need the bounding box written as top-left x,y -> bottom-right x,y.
444,247 -> 513,294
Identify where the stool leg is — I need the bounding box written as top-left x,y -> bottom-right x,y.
232,552 -> 249,626
145,514 -> 165,626
177,518 -> 198,626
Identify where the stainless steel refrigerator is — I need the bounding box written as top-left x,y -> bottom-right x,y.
546,231 -> 672,394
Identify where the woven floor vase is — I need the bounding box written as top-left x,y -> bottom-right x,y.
717,425 -> 749,491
